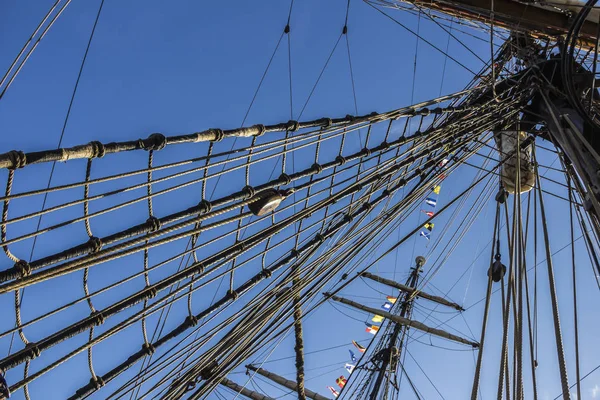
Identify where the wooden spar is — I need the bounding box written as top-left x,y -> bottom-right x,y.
416,0 -> 598,39
220,378 -> 275,400
245,365 -> 330,400
361,271 -> 465,311
326,294 -> 479,348
405,0 -> 599,46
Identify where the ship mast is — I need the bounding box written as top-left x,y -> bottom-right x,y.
367,255 -> 424,400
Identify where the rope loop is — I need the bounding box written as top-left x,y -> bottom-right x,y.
361,147 -> 371,157
432,107 -> 443,115
287,120 -> 300,132
7,150 -> 26,169
419,108 -> 431,116
89,141 -> 106,159
311,163 -> 323,174
227,290 -> 239,300
242,185 -> 255,200
382,189 -> 391,197
315,233 -> 325,242
87,236 -> 102,254
26,343 -> 41,359
14,260 -> 31,278
146,216 -> 161,233
186,315 -> 199,327
335,155 -> 347,166
324,118 -> 333,128
142,342 -> 156,356
361,202 -> 372,211
253,124 -> 266,136
343,214 -> 353,223
210,129 -> 225,142
345,114 -> 355,122
144,133 -> 167,151
92,311 -> 106,326
198,199 -> 212,214
290,248 -> 299,258
398,178 -> 407,187
279,173 -> 291,185
90,376 -> 105,390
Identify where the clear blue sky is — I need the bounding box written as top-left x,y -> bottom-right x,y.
0,1 -> 599,399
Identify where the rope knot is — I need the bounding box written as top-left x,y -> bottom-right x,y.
210,128 -> 225,142
279,173 -> 291,185
145,133 -> 167,151
146,287 -> 158,299
91,376 -> 106,390
14,260 -> 31,278
343,214 -> 353,223
432,107 -> 443,115
243,185 -> 255,200
92,311 -> 106,326
26,342 -> 41,359
186,315 -> 199,327
361,202 -> 372,211
146,216 -> 161,233
398,178 -> 407,187
228,290 -> 239,300
290,248 -> 299,258
198,199 -> 212,214
311,163 -> 323,174
345,114 -> 355,122
89,141 -> 106,158
361,148 -> 371,157
195,263 -> 205,274
7,150 -> 26,169
287,120 -> 300,132
185,380 -> 197,392
252,124 -> 266,136
142,342 -> 156,355
323,118 -> 333,128
262,269 -> 272,278
419,108 -> 431,116
87,236 -> 102,254
382,189 -> 391,197
335,155 -> 347,166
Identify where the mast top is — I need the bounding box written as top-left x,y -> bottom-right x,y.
415,256 -> 426,267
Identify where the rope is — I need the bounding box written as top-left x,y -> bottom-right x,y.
533,148 -> 571,399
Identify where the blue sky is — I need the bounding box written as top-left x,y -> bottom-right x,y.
1,0 -> 599,399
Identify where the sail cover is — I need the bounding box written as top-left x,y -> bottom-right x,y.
494,130 -> 535,193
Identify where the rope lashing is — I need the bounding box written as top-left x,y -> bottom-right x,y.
14,260 -> 31,278
87,237 -> 102,254
89,141 -> 105,159
141,133 -> 167,151
6,151 -> 26,169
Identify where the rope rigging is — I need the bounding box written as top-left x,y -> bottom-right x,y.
2,1 -> 600,399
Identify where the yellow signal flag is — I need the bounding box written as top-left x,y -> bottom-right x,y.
372,315 -> 384,323
386,296 -> 397,304
433,185 -> 441,195
423,222 -> 435,231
